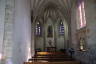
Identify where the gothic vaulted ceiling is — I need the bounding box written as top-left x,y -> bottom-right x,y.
31,0 -> 76,22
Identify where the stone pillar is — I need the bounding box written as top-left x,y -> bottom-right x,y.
12,0 -> 31,64
31,23 -> 35,56
3,0 -> 15,58
43,23 -> 46,51
0,0 -> 6,63
53,23 -> 57,50
0,0 -> 15,64
63,21 -> 68,49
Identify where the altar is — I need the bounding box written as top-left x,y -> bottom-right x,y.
46,47 -> 56,52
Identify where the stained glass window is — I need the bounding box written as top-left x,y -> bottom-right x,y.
77,0 -> 86,29
59,21 -> 64,35
35,22 -> 41,36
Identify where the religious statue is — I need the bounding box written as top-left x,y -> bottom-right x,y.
48,40 -> 53,47
47,40 -> 56,52
79,37 -> 85,50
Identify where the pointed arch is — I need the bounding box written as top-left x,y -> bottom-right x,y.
35,21 -> 42,36
77,0 -> 86,29
58,20 -> 64,36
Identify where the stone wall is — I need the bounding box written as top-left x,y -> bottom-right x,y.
33,18 -> 69,51
71,0 -> 96,64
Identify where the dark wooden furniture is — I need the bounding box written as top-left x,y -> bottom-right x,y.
46,47 -> 56,52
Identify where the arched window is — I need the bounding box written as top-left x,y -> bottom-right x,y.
59,21 -> 64,35
47,26 -> 53,37
77,0 -> 86,29
77,0 -> 87,51
35,21 -> 42,36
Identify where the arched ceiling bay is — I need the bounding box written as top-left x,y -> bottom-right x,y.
31,0 -> 76,23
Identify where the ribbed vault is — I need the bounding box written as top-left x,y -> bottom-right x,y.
31,0 -> 76,23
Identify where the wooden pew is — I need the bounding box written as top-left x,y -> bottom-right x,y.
24,52 -> 80,64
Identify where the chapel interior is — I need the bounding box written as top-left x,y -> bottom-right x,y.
0,0 -> 96,64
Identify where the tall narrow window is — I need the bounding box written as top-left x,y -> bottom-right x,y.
59,21 -> 64,35
77,0 -> 86,29
35,22 -> 41,36
47,26 -> 53,37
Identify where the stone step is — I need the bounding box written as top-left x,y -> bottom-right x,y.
29,58 -> 73,61
29,58 -> 72,61
30,52 -> 73,62
33,55 -> 71,58
24,61 -> 80,64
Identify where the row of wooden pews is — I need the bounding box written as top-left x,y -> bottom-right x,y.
24,52 -> 80,64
